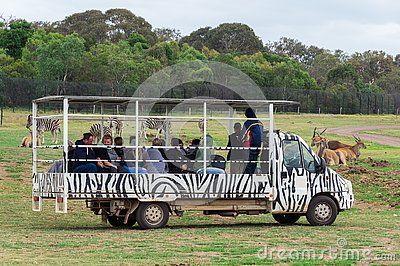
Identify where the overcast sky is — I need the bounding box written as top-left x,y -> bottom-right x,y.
2,0 -> 400,55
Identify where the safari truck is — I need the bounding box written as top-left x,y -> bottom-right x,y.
31,96 -> 354,229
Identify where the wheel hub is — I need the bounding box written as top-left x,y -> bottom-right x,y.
314,203 -> 331,221
145,204 -> 163,225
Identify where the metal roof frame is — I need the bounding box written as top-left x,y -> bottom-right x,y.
33,95 -> 299,107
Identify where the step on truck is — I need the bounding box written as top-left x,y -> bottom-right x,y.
32,96 -> 354,229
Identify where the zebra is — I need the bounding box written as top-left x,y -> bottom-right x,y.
140,118 -> 170,139
89,123 -> 112,143
26,114 -> 61,144
109,117 -> 123,136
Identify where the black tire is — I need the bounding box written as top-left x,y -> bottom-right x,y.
135,202 -> 169,229
107,213 -> 136,228
272,213 -> 301,224
306,195 -> 338,226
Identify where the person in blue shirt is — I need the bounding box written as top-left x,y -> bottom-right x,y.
242,108 -> 263,175
73,133 -> 99,173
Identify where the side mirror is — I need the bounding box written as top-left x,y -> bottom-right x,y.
315,158 -> 326,174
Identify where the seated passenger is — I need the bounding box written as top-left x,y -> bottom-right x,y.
165,138 -> 188,173
158,138 -> 167,159
73,133 -> 99,173
48,140 -> 74,173
142,138 -> 167,173
171,137 -> 186,156
95,135 -> 120,173
114,136 -> 124,159
186,138 -> 200,172
122,136 -> 148,174
193,134 -> 214,171
196,167 -> 225,175
186,138 -> 200,160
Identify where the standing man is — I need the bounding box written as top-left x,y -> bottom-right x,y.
242,108 -> 263,175
227,122 -> 244,174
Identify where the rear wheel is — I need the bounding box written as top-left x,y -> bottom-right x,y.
272,213 -> 301,224
107,211 -> 136,228
135,202 -> 169,229
306,195 -> 338,226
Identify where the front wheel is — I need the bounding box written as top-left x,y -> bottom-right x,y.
306,195 -> 338,226
272,213 -> 301,224
135,202 -> 169,229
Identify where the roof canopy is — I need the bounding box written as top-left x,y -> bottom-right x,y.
33,95 -> 299,107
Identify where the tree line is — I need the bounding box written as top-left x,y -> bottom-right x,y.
0,8 -> 399,112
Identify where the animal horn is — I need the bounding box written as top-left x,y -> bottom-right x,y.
313,127 -> 317,137
319,128 -> 327,135
353,135 -> 360,142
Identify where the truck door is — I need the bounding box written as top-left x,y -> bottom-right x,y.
273,139 -> 318,212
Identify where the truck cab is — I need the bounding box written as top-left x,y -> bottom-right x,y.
270,132 -> 354,225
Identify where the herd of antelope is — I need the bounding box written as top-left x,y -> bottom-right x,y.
311,128 -> 366,166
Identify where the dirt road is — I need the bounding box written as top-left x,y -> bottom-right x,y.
329,125 -> 400,147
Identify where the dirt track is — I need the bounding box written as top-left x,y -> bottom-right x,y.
328,125 -> 400,147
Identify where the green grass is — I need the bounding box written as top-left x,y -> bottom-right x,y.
0,109 -> 399,265
362,128 -> 400,138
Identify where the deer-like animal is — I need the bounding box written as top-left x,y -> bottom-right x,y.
20,131 -> 41,148
335,136 -> 366,164
314,137 -> 341,166
311,128 -> 352,150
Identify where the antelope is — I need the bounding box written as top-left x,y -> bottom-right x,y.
314,137 -> 341,166
335,136 -> 366,164
20,131 -> 41,148
311,128 -> 352,150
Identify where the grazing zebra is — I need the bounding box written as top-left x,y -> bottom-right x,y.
26,114 -> 61,144
109,117 -> 123,136
140,118 -> 170,139
89,124 -> 112,143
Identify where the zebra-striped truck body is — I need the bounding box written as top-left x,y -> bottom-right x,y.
33,132 -> 354,226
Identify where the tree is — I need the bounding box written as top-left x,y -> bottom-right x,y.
127,33 -> 149,50
266,37 -> 325,67
349,51 -> 394,84
0,20 -> 34,58
84,41 -> 161,94
309,52 -> 341,87
53,9 -> 157,46
154,27 -> 181,42
376,68 -> 400,94
105,8 -> 156,44
52,10 -> 108,47
180,27 -> 211,51
208,23 -> 263,54
23,31 -> 85,93
181,23 -> 263,54
1,59 -> 36,78
326,63 -> 362,92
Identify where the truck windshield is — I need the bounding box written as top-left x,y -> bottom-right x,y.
301,144 -> 316,172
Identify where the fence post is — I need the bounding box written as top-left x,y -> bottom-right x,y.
297,106 -> 300,114
340,107 -> 342,115
0,106 -> 3,126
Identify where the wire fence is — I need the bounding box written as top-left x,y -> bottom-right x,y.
1,77 -> 399,114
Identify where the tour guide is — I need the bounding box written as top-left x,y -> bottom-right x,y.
242,108 -> 263,175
